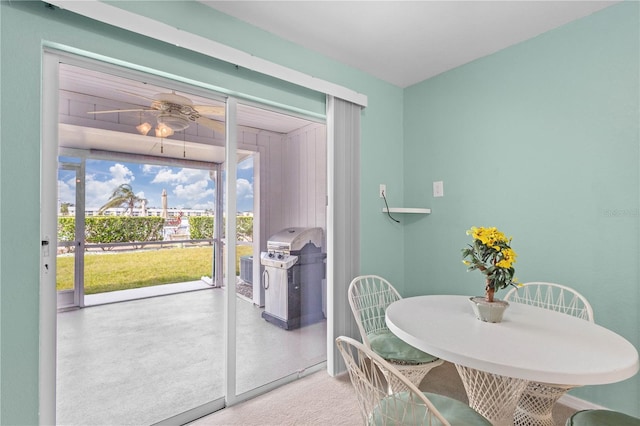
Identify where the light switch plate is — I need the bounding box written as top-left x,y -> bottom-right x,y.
433,181 -> 444,197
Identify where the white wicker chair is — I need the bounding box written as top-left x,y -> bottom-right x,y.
348,275 -> 443,390
504,282 -> 595,426
504,281 -> 594,321
336,336 -> 492,426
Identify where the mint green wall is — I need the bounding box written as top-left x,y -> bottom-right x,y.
403,2 -> 639,415
0,1 -> 404,423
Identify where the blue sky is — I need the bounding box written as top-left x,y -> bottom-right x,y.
58,157 -> 255,213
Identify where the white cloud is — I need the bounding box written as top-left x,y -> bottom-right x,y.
152,167 -> 209,184
84,163 -> 134,208
142,164 -> 160,174
57,178 -> 75,204
237,178 -> 254,202
173,179 -> 216,201
151,168 -> 177,183
109,163 -> 135,183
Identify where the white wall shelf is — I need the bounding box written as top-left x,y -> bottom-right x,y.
383,208 -> 431,214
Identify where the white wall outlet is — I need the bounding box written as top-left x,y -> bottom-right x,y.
433,181 -> 444,197
379,184 -> 386,198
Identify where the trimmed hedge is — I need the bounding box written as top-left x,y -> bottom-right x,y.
237,216 -> 253,241
58,216 -> 165,243
189,216 -> 213,240
188,216 -> 253,241
58,217 -> 76,242
58,215 -> 254,244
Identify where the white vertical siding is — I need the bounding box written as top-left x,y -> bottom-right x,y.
281,123 -> 327,237
240,122 -> 326,247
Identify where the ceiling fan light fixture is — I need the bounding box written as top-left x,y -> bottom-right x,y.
155,123 -> 174,138
136,122 -> 152,135
157,113 -> 190,131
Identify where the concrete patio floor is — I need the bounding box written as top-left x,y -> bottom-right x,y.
56,285 -> 327,425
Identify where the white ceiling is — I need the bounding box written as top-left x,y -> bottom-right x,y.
201,1 -> 619,88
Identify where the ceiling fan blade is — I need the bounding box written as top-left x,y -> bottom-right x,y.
193,105 -> 226,116
117,90 -> 159,103
195,116 -> 225,134
88,108 -> 153,114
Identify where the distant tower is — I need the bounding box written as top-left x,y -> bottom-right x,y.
161,189 -> 168,219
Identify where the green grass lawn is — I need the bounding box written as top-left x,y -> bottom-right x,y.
57,245 -> 253,294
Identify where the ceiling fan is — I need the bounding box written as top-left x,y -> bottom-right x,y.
88,91 -> 226,136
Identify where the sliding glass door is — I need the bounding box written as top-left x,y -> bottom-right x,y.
46,52 -> 327,425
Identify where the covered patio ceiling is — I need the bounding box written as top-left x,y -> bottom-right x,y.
58,62 -> 317,163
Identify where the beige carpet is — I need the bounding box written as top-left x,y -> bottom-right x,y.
191,362 -> 577,425
190,371 -> 360,426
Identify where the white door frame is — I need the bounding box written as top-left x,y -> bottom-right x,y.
40,50 -> 60,426
39,50 -> 342,425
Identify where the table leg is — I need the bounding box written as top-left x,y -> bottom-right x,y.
455,364 -> 528,426
513,382 -> 574,426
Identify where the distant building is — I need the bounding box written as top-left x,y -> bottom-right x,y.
61,207 -> 252,218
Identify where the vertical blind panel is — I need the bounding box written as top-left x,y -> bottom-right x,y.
327,96 -> 361,375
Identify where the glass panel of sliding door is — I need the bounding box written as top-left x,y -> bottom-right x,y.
234,103 -> 328,396
54,62 -> 226,425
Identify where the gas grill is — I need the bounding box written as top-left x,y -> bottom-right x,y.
261,227 -> 326,330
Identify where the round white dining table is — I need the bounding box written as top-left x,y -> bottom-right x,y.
385,295 -> 639,426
